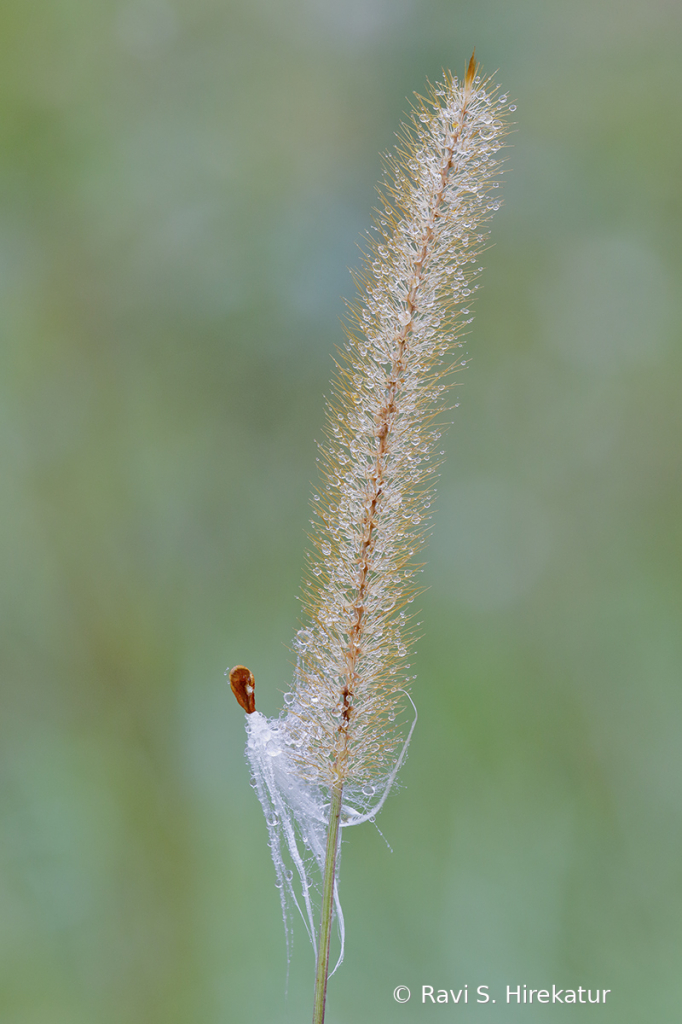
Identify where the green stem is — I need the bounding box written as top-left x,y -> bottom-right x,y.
311,781 -> 344,1024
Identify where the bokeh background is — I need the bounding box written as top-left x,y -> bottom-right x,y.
1,0 -> 681,1021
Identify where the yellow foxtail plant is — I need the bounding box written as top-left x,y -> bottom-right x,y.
229,53 -> 510,1024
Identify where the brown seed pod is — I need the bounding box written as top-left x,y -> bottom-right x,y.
230,665 -> 256,714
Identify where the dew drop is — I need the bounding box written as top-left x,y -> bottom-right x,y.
294,628 -> 313,652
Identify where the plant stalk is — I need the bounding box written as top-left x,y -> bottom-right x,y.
311,781 -> 344,1024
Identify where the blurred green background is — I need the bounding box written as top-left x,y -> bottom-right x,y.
1,0 -> 681,1021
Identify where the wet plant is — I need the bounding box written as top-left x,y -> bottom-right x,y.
230,53 -> 510,1024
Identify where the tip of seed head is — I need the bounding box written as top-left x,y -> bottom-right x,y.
465,50 -> 476,94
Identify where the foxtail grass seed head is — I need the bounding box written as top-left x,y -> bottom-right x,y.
229,57 -> 510,968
